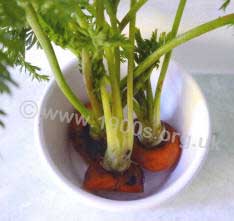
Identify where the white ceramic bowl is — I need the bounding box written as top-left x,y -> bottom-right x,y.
35,60 -> 210,211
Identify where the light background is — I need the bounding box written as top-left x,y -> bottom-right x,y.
119,0 -> 234,74
0,1 -> 234,220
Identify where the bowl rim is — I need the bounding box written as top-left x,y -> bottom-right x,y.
35,60 -> 211,211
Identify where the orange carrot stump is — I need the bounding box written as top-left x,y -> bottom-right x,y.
118,164 -> 144,193
132,123 -> 181,172
83,162 -> 144,193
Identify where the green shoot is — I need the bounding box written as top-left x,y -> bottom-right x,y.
120,0 -> 148,31
100,77 -> 125,171
96,0 -> 105,28
151,0 -> 187,146
82,49 -> 103,122
126,0 -> 136,155
20,2 -> 95,127
101,0 -> 137,172
220,0 -> 231,11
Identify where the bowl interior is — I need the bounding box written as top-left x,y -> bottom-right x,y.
37,61 -> 210,203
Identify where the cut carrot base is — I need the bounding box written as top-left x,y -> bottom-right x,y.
132,122 -> 181,172
83,162 -> 144,193
69,104 -> 180,191
68,103 -> 105,164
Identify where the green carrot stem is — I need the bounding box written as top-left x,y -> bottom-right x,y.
133,66 -> 154,95
115,49 -> 121,83
82,49 -> 102,120
104,0 -> 121,83
96,0 -> 104,28
152,0 -> 187,135
105,47 -> 123,120
146,78 -> 154,123
104,0 -> 118,28
126,0 -> 136,150
133,99 -> 144,122
22,2 -> 94,125
105,47 -> 123,154
119,0 -> 147,31
101,78 -> 130,172
121,66 -> 154,107
100,78 -> 117,154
